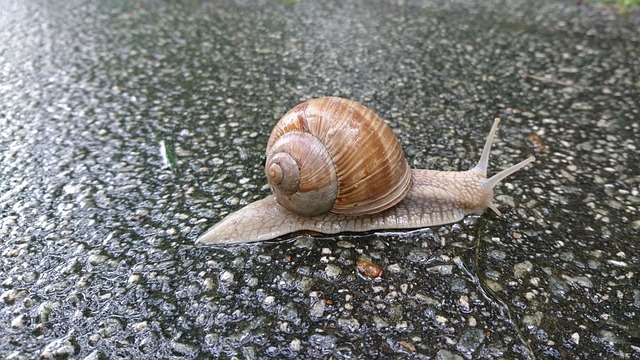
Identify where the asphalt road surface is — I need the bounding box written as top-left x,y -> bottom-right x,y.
1,0 -> 638,358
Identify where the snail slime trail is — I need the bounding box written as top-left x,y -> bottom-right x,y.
197,97 -> 536,245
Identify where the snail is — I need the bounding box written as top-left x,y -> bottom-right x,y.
197,97 -> 535,245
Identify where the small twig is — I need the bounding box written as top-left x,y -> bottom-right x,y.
520,72 -> 573,87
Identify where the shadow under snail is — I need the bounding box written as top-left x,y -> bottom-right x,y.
197,97 -> 535,245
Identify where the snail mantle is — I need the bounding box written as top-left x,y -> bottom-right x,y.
197,97 -> 535,245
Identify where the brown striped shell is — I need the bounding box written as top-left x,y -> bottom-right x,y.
265,97 -> 412,216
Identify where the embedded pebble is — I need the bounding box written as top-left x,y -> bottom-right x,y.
324,264 -> 342,278
11,314 -> 27,328
128,274 -> 141,284
428,265 -> 454,275
35,301 -> 60,323
263,295 -> 275,305
456,329 -> 485,354
171,341 -> 196,356
41,336 -> 77,359
309,295 -> 325,318
309,334 -> 337,350
458,295 -> 470,313
356,258 -> 383,278
513,261 -> 533,278
606,260 -> 627,267
87,254 -> 108,266
373,315 -> 389,328
436,349 -> 464,360
488,249 -> 506,261
219,270 -> 234,283
561,274 -> 593,288
387,263 -> 402,273
290,338 -> 302,351
338,317 -> 360,331
522,311 -> 544,327
132,321 -> 148,332
571,332 -> 580,344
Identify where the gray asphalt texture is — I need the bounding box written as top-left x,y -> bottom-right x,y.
1,0 -> 639,359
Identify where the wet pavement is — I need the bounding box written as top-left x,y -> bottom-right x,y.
1,0 -> 639,358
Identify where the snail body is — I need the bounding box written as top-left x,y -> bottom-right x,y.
197,97 -> 535,245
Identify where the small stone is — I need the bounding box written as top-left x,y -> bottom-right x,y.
1,289 -> 27,304
337,240 -> 355,248
484,279 -> 503,292
35,301 -> 60,323
309,292 -> 325,318
204,333 -> 218,345
468,316 -> 477,327
203,277 -> 216,290
241,346 -> 256,358
398,340 -> 416,353
132,321 -> 148,332
171,341 -> 195,356
338,317 -> 360,331
246,276 -> 259,287
522,311 -> 544,327
457,329 -> 485,354
436,349 -> 464,360
571,332 -> 580,344
458,295 -> 470,313
309,298 -> 325,318
11,314 -> 27,328
356,258 -> 383,279
219,270 -> 234,283
324,264 -> 342,279
290,338 -> 302,351
373,315 -> 389,328
488,249 -> 506,261
387,263 -> 402,273
87,254 -> 108,266
561,274 -> 593,288
41,336 -> 77,359
599,330 -> 620,345
606,259 -> 627,267
514,261 -> 533,278
82,350 -> 104,360
414,293 -> 439,305
263,295 -> 275,305
309,334 -> 337,350
102,318 -> 123,337
428,265 -> 453,275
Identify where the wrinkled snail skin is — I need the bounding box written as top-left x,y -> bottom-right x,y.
197,111 -> 536,245
196,170 -> 478,245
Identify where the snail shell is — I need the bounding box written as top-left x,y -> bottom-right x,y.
265,97 -> 412,216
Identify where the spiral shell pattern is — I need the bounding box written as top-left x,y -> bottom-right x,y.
265,97 -> 412,216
